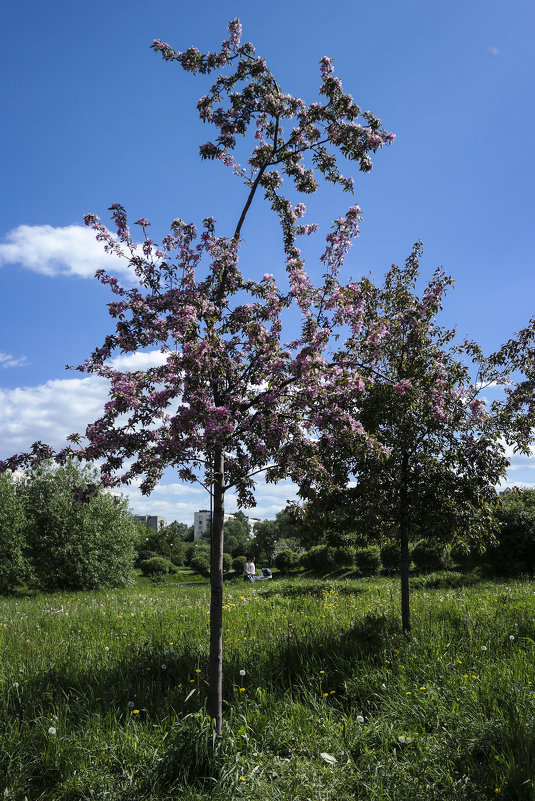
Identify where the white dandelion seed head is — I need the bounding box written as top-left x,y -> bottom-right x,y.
509,635 -> 515,641
356,715 -> 365,723
481,646 -> 487,651
48,727 -> 57,735
161,664 -> 167,670
128,701 -> 135,708
239,669 -> 246,676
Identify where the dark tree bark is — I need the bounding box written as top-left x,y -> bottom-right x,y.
208,448 -> 225,733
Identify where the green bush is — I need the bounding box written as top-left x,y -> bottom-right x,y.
354,545 -> 381,575
222,552 -> 232,572
140,556 -> 171,576
274,549 -> 300,573
412,539 -> 445,573
232,555 -> 247,573
0,473 -> 29,593
135,548 -> 159,568
380,541 -> 401,571
300,545 -> 328,571
20,460 -> 136,592
333,546 -> 357,570
185,541 -> 210,565
190,554 -> 210,577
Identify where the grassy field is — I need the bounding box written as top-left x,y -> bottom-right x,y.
1,574 -> 535,800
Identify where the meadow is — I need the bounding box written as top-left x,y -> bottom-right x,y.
1,574 -> 535,800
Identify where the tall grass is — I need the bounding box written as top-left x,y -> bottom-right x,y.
1,576 -> 535,799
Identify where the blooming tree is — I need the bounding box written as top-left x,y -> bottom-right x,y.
297,242 -> 531,632
0,21 -> 395,731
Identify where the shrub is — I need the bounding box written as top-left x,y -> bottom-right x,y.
274,549 -> 299,573
135,549 -> 159,568
412,540 -> 445,573
140,556 -> 171,576
20,460 -> 136,592
190,555 -> 210,577
185,541 -> 210,565
380,541 -> 401,572
354,546 -> 381,575
232,555 -> 247,573
300,545 -> 328,571
0,473 -> 28,593
222,552 -> 233,572
333,546 -> 357,570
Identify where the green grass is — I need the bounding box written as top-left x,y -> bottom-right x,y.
1,575 -> 535,799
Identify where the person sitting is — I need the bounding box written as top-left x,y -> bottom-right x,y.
243,556 -> 256,582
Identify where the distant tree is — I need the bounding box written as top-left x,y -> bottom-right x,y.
252,519 -> 278,565
164,521 -> 194,542
143,526 -> 186,565
223,511 -> 252,557
0,473 -> 28,593
484,488 -> 535,577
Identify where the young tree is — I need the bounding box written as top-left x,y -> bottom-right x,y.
298,244 -> 520,632
0,21 -> 394,731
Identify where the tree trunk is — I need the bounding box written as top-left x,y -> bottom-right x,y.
208,448 -> 225,734
400,451 -> 411,634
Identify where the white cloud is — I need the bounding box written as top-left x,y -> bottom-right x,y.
0,375 -> 109,455
0,351 -> 28,368
0,224 -> 132,280
109,350 -> 168,371
0,373 -> 298,523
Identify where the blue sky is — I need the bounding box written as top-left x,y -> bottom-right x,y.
1,0 -> 534,523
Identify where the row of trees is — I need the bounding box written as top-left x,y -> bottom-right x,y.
0,462 -> 137,594
2,20 -> 534,732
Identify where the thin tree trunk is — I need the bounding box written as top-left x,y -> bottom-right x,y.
208,448 -> 224,734
400,451 -> 411,634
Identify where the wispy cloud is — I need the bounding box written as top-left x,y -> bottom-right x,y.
0,351 -> 28,368
0,224 -> 131,280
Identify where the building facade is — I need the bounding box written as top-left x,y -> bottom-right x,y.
134,515 -> 166,532
193,510 -> 260,541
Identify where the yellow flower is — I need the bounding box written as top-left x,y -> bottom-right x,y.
320,670 -> 325,674
323,692 -> 329,697
195,669 -> 202,674
406,691 -> 411,695
240,776 -> 246,781
133,709 -> 140,714
239,687 -> 245,692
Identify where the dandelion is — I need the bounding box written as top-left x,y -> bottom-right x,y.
128,701 -> 135,709
509,635 -> 515,641
239,669 -> 246,676
481,646 -> 487,652
161,664 -> 167,670
104,646 -> 110,651
164,650 -> 170,656
133,709 -> 140,714
48,727 -> 57,735
240,776 -> 246,781
239,687 -> 245,692
196,669 -> 202,674
323,692 -> 329,697
319,670 -> 325,674
356,715 -> 365,723
12,682 -> 19,689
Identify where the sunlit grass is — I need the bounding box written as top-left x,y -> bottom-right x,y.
1,576 -> 535,799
